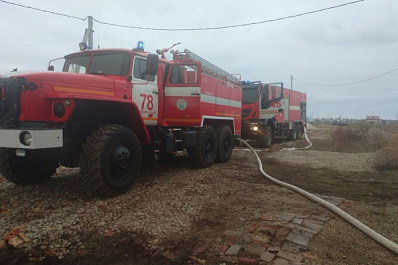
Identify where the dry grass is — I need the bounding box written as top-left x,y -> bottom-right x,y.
311,123 -> 398,170
312,125 -> 386,153
374,128 -> 398,170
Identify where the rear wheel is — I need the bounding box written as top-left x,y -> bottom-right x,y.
296,125 -> 302,139
0,148 -> 59,185
258,126 -> 273,148
189,125 -> 217,168
215,125 -> 233,163
288,128 -> 297,141
79,124 -> 142,197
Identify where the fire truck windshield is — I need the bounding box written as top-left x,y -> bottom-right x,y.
242,87 -> 259,104
89,53 -> 130,76
63,55 -> 90,74
63,53 -> 131,76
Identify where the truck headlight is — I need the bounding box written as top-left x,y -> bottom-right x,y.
20,131 -> 32,146
53,103 -> 65,118
252,126 -> 259,131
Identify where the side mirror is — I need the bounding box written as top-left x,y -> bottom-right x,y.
147,54 -> 159,76
48,65 -> 54,71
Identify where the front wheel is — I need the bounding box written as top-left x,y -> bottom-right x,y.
79,125 -> 142,197
258,126 -> 273,148
0,148 -> 59,185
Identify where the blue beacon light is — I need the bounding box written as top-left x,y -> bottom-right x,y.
137,41 -> 144,51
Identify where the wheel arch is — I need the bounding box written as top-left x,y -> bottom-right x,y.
66,99 -> 150,144
202,117 -> 235,135
261,118 -> 276,132
122,102 -> 150,144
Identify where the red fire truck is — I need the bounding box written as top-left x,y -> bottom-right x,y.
0,44 -> 241,196
241,81 -> 306,147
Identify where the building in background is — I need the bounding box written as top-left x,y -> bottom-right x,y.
365,116 -> 382,123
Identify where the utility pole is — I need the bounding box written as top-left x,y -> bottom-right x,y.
291,75 -> 293,90
81,16 -> 94,49
88,16 -> 93,49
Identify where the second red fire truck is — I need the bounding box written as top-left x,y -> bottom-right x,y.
241,81 -> 307,147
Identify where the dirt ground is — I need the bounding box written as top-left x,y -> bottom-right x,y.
0,123 -> 397,264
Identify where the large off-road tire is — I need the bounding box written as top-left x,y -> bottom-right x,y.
296,125 -> 303,140
215,125 -> 233,163
287,128 -> 297,141
0,148 -> 59,185
189,125 -> 217,168
79,124 -> 142,197
258,126 -> 273,148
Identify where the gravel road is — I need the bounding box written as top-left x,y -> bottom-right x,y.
1,124 -> 397,264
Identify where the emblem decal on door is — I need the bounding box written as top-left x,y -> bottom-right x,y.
176,99 -> 187,110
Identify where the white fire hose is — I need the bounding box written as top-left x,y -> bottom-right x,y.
236,128 -> 398,255
280,126 -> 312,151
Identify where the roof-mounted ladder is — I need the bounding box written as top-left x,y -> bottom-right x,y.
176,49 -> 239,83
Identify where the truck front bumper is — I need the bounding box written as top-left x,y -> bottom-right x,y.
0,129 -> 63,149
241,121 -> 261,138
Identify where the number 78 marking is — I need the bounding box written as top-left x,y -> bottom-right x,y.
140,93 -> 154,110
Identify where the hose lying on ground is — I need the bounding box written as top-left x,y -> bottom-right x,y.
280,126 -> 312,151
235,134 -> 398,255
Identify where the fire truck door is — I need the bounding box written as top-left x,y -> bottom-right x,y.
131,56 -> 158,126
260,83 -> 283,120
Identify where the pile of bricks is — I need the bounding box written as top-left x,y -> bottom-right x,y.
220,211 -> 331,264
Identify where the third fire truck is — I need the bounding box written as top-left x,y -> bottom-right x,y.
241,81 -> 306,147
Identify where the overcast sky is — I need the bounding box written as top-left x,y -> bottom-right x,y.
1,0 -> 397,120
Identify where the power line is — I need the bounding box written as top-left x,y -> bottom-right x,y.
93,0 -> 365,31
293,67 -> 398,87
0,0 -> 86,21
0,0 -> 365,31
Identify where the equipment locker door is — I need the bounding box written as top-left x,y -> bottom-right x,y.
283,98 -> 290,121
163,63 -> 201,126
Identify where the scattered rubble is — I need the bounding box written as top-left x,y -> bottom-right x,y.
1,225 -> 30,249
